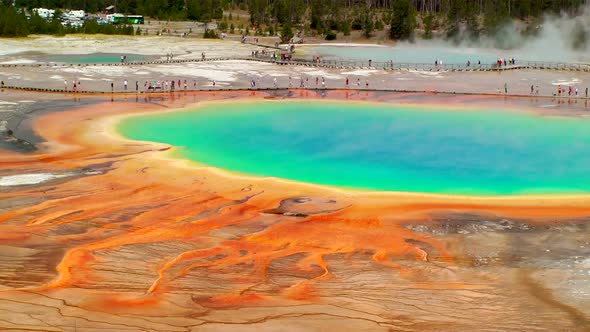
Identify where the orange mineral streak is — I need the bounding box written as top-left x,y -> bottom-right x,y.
82,292 -> 164,315
1,92 -> 590,312
286,282 -> 319,301
201,293 -> 266,309
99,294 -> 160,308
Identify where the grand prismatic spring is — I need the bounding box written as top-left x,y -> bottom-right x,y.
0,33 -> 590,331
0,90 -> 589,331
120,101 -> 590,195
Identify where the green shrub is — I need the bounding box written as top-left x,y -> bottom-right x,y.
203,29 -> 218,38
218,20 -> 228,32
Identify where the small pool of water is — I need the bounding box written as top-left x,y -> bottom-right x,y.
119,101 -> 590,195
297,43 -> 590,65
298,44 -> 510,65
45,53 -> 151,64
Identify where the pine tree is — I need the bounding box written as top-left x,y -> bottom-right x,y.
445,0 -> 463,41
186,0 -> 202,20
423,13 -> 434,39
571,21 -> 588,50
280,22 -> 293,43
362,13 -> 374,38
465,4 -> 480,41
389,0 -> 416,41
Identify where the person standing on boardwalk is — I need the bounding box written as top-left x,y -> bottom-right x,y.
315,77 -> 319,86
136,81 -> 139,91
346,77 -> 349,87
273,77 -> 277,88
504,82 -> 508,94
110,82 -> 114,92
586,87 -> 588,98
124,79 -> 128,91
530,85 -> 534,95
366,80 -> 369,88
64,80 -> 68,92
321,77 -> 325,88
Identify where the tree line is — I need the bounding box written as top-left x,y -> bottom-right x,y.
0,3 -> 135,37
12,0 -> 588,23
3,0 -> 589,42
13,0 -> 231,21
245,0 -> 588,40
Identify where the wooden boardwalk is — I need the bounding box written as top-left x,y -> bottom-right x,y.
243,41 -> 288,51
0,56 -> 588,73
3,84 -> 590,101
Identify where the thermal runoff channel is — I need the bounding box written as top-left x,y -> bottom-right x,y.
119,101 -> 590,195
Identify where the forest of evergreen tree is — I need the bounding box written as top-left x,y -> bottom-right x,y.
1,0 -> 588,41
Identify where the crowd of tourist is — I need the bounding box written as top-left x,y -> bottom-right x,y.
0,51 -> 588,98
53,76 -> 582,100
555,85 -> 589,98
2,74 -> 590,99
496,58 -> 517,66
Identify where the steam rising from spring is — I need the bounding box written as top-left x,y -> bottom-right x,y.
492,5 -> 590,61
406,5 -> 590,63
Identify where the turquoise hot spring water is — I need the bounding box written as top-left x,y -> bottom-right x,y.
118,101 -> 590,195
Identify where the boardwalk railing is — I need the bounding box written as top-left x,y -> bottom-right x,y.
251,55 -> 590,72
243,41 -> 291,51
524,60 -> 590,71
0,55 -> 589,73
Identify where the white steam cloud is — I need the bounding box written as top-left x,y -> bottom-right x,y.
406,5 -> 590,63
